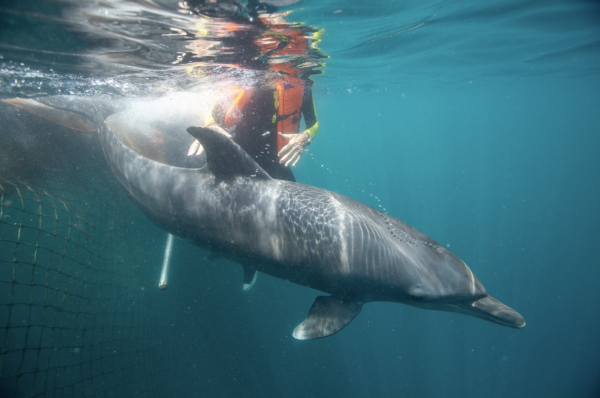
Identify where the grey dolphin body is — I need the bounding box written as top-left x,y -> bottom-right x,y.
43,96 -> 525,339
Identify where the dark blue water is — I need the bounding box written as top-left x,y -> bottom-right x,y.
1,1 -> 600,397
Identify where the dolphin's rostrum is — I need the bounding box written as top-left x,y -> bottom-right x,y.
41,97 -> 526,339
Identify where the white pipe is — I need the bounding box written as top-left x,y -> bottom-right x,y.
158,233 -> 174,290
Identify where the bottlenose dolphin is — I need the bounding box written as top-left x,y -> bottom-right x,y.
39,96 -> 525,339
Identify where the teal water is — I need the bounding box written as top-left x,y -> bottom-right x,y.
295,3 -> 600,396
1,1 -> 600,397
295,83 -> 600,397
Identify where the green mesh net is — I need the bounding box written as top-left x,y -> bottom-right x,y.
0,176 -> 173,397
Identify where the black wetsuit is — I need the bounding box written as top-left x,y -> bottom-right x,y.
213,81 -> 317,182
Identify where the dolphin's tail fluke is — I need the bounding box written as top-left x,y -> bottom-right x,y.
450,295 -> 526,328
34,95 -> 123,128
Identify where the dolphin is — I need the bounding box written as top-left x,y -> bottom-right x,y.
38,96 -> 525,339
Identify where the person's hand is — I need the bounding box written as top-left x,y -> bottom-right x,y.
278,132 -> 311,167
187,124 -> 231,156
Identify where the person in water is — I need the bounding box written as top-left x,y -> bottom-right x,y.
185,0 -> 320,182
1,0 -> 321,183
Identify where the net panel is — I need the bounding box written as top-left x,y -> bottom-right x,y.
0,175 -> 174,397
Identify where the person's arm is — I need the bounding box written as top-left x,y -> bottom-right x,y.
301,82 -> 319,139
278,80 -> 318,167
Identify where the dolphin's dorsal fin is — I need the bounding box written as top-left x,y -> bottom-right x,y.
187,126 -> 272,181
293,296 -> 363,340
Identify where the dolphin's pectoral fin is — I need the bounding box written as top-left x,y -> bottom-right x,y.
293,296 -> 363,340
242,267 -> 258,291
187,126 -> 272,181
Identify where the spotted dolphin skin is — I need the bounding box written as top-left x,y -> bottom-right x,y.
42,97 -> 525,339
